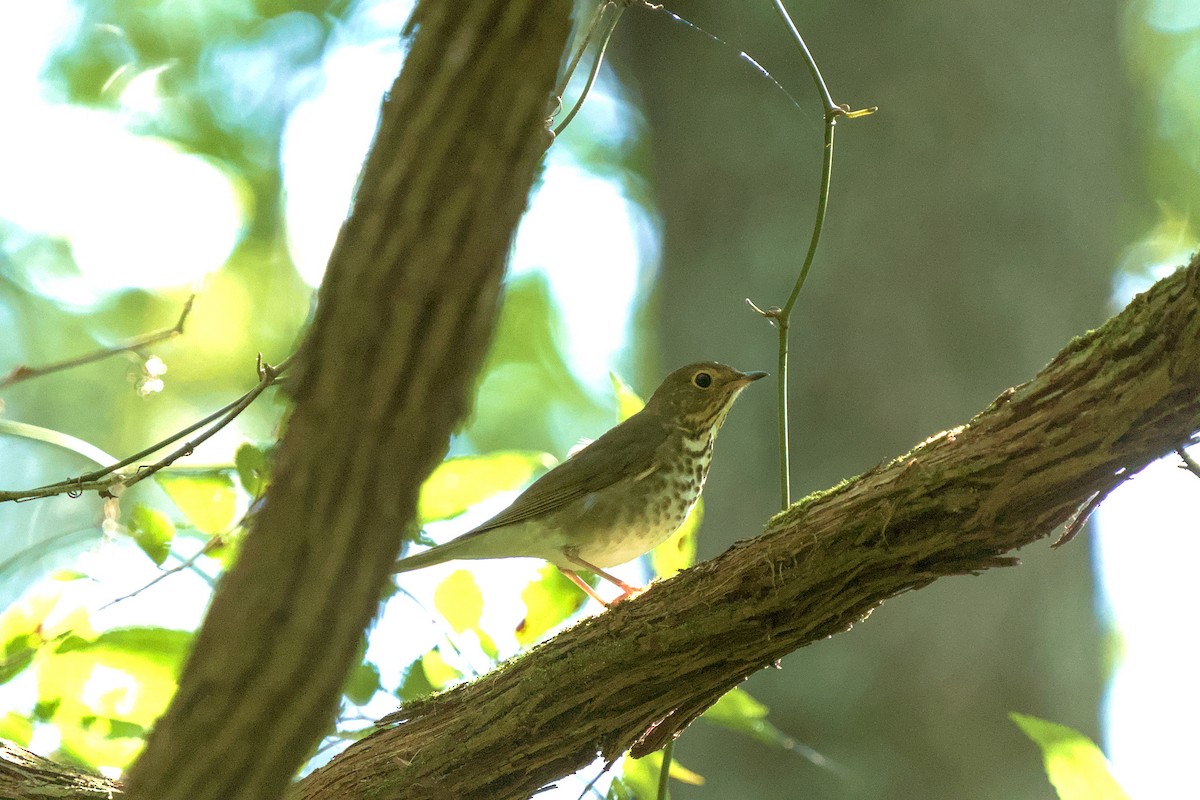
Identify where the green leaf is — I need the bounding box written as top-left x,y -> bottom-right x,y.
473,628 -> 499,661
419,648 -> 462,690
157,471 -> 237,534
516,565 -> 584,646
128,505 -> 175,566
433,570 -> 484,634
605,777 -> 635,800
0,585 -> 90,686
234,443 -> 272,497
419,451 -> 555,524
650,499 -> 701,579
622,750 -> 705,798
610,372 -> 645,422
398,659 -> 436,702
1011,713 -> 1130,800
0,637 -> 37,686
701,687 -> 794,749
37,627 -> 193,770
0,711 -> 33,746
343,662 -> 381,705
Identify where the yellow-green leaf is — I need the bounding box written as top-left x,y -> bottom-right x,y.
516,565 -> 585,646
433,570 -> 484,634
37,627 -> 192,770
0,586 -> 93,686
129,505 -> 175,566
701,687 -> 794,749
420,648 -> 462,690
610,372 -> 645,422
157,471 -> 237,534
650,499 -> 701,579
622,750 -> 705,797
1011,713 -> 1130,800
234,442 -> 271,497
398,659 -> 436,702
419,451 -> 555,524
0,711 -> 32,747
343,662 -> 381,705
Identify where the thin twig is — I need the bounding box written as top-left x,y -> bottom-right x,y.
1178,446 -> 1200,478
0,353 -> 292,504
553,2 -> 625,137
98,534 -> 226,611
121,354 -> 289,491
748,1 -> 876,511
0,295 -> 195,390
553,0 -> 611,101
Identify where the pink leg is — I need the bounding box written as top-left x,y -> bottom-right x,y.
558,568 -> 613,608
562,551 -> 644,605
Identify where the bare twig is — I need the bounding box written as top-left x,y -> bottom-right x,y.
550,1 -> 627,138
0,295 -> 195,390
748,1 -> 876,510
0,353 -> 292,504
99,534 -> 227,611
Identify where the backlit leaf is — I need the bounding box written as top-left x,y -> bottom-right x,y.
419,451 -> 556,524
398,659 -> 436,702
433,570 -> 484,634
420,648 -> 462,690
610,372 -> 645,422
128,504 -> 174,566
37,626 -> 192,770
701,687 -> 793,749
516,564 -> 585,646
1011,713 -> 1130,800
650,499 -> 701,579
234,442 -> 272,497
0,711 -> 32,746
622,750 -> 705,798
157,471 -> 237,534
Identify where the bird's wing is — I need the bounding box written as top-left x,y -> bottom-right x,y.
461,411 -> 668,536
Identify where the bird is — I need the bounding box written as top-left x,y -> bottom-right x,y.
392,361 -> 766,606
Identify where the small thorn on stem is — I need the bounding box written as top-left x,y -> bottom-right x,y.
746,298 -> 785,328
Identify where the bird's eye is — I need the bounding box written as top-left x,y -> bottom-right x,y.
693,371 -> 713,389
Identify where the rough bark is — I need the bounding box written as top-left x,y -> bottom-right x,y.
0,742 -> 121,799
290,254 -> 1200,800
2,256 -> 1197,798
118,2 -> 570,800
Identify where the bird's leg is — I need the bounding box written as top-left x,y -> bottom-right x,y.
562,551 -> 644,605
558,568 -> 614,608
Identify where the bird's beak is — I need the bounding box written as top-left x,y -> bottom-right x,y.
738,371 -> 769,383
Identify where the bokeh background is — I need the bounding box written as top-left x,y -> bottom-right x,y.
1,0 -> 1197,798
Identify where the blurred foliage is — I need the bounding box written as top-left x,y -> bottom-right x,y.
418,451 -> 556,525
2,0 -> 1173,796
1011,713 -> 1131,800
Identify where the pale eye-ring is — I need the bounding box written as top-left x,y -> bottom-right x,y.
693,371 -> 713,389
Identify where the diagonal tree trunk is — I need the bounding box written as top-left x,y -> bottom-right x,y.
291,254 -> 1200,800
119,2 -> 571,799
3,255 -> 1197,798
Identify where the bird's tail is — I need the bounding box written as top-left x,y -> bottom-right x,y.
392,535 -> 480,574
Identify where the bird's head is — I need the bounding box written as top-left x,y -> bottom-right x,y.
643,361 -> 767,435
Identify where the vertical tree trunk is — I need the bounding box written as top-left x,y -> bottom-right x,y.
122,3 -> 571,799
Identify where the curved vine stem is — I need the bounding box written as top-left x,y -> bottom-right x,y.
748,0 -> 877,510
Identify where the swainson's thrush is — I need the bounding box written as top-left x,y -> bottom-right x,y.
392,362 -> 766,605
